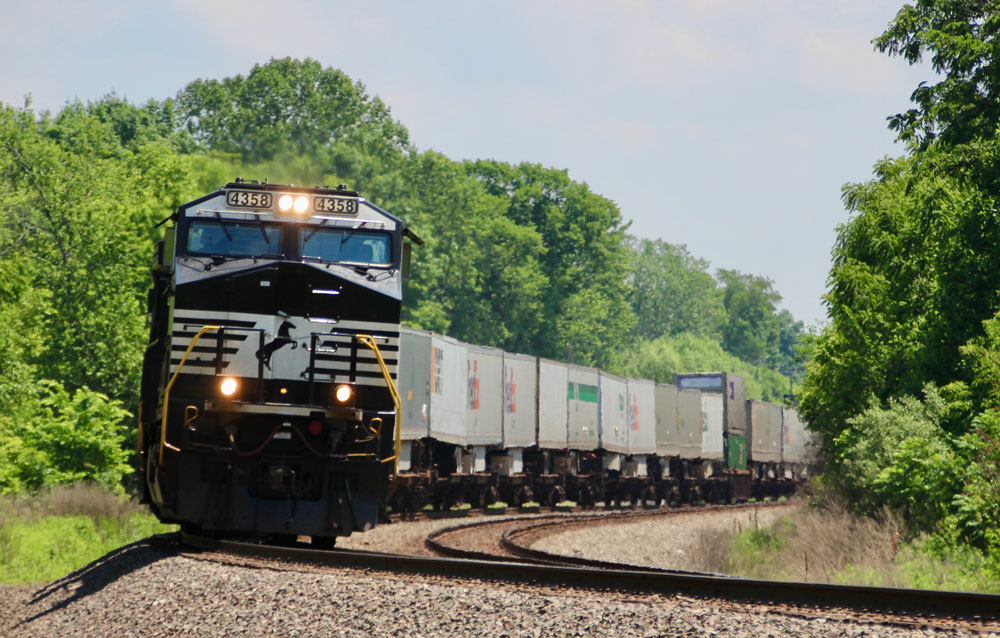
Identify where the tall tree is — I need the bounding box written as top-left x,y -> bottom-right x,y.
876,0 -> 1000,148
396,152 -> 547,351
467,160 -> 634,366
716,269 -> 783,367
626,237 -> 725,340
798,1 -> 1000,558
0,104 -> 188,402
176,57 -> 410,166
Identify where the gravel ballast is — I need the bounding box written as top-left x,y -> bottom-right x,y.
1,538 -> 983,637
2,505 -> 994,637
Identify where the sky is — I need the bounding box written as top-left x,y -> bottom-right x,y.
0,0 -> 935,327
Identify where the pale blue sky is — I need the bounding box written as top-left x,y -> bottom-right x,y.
0,0 -> 934,326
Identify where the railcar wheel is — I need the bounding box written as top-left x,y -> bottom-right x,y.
514,485 -> 534,507
642,484 -> 658,508
548,485 -> 566,507
480,486 -> 499,509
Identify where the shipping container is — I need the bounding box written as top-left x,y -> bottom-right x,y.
654,384 -> 680,457
428,334 -> 468,446
502,352 -> 538,448
599,371 -> 628,454
567,364 -> 599,450
627,378 -> 656,455
748,400 -> 782,463
537,358 -> 569,449
678,388 -> 703,459
465,344 -> 504,446
677,372 -> 747,469
781,406 -> 813,465
700,393 -> 724,460
398,327 -> 431,440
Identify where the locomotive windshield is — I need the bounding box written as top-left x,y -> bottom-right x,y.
300,227 -> 391,265
187,219 -> 283,257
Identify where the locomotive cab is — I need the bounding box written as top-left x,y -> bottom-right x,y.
139,180 -> 404,544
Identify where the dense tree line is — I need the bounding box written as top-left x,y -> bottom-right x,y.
0,57 -> 802,494
800,0 -> 1000,578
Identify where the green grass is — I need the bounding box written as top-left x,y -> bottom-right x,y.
0,514 -> 175,583
707,500 -> 1000,593
0,484 -> 177,584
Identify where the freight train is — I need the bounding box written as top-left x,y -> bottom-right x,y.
389,329 -> 817,516
139,181 -> 817,545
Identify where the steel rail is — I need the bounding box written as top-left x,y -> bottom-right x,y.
424,514 -> 569,563
180,528 -> 1000,622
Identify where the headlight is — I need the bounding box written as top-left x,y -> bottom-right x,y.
220,377 -> 238,397
293,195 -> 309,213
334,384 -> 353,404
278,194 -> 294,212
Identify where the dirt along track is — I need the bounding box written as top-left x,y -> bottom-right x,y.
420,502 -> 792,569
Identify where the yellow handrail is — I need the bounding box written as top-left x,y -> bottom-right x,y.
356,334 -> 402,480
159,325 -> 221,467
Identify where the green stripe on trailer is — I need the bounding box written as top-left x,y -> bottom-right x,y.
568,382 -> 599,403
577,384 -> 598,403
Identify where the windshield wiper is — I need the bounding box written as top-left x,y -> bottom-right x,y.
340,221 -> 368,247
213,211 -> 233,242
201,254 -> 232,271
304,219 -> 328,244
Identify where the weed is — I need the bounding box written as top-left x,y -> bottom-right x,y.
0,483 -> 175,584
687,495 -> 998,591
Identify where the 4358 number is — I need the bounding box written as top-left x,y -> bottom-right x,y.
314,196 -> 359,214
226,191 -> 273,208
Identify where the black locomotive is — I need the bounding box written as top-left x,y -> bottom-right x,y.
139,180 -> 407,545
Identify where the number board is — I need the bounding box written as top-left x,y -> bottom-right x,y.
314,196 -> 359,215
226,190 -> 273,209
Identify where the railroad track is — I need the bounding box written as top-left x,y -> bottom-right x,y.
179,508 -> 1000,633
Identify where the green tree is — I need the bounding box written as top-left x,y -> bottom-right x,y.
800,1 -> 1000,570
716,269 -> 783,367
395,152 -> 547,351
876,0 -> 1000,148
176,57 -> 410,166
467,160 -> 634,366
617,332 -> 792,402
626,237 -> 725,340
800,148 -> 1000,451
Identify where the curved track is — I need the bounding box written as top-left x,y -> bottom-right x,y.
180,511 -> 1000,632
